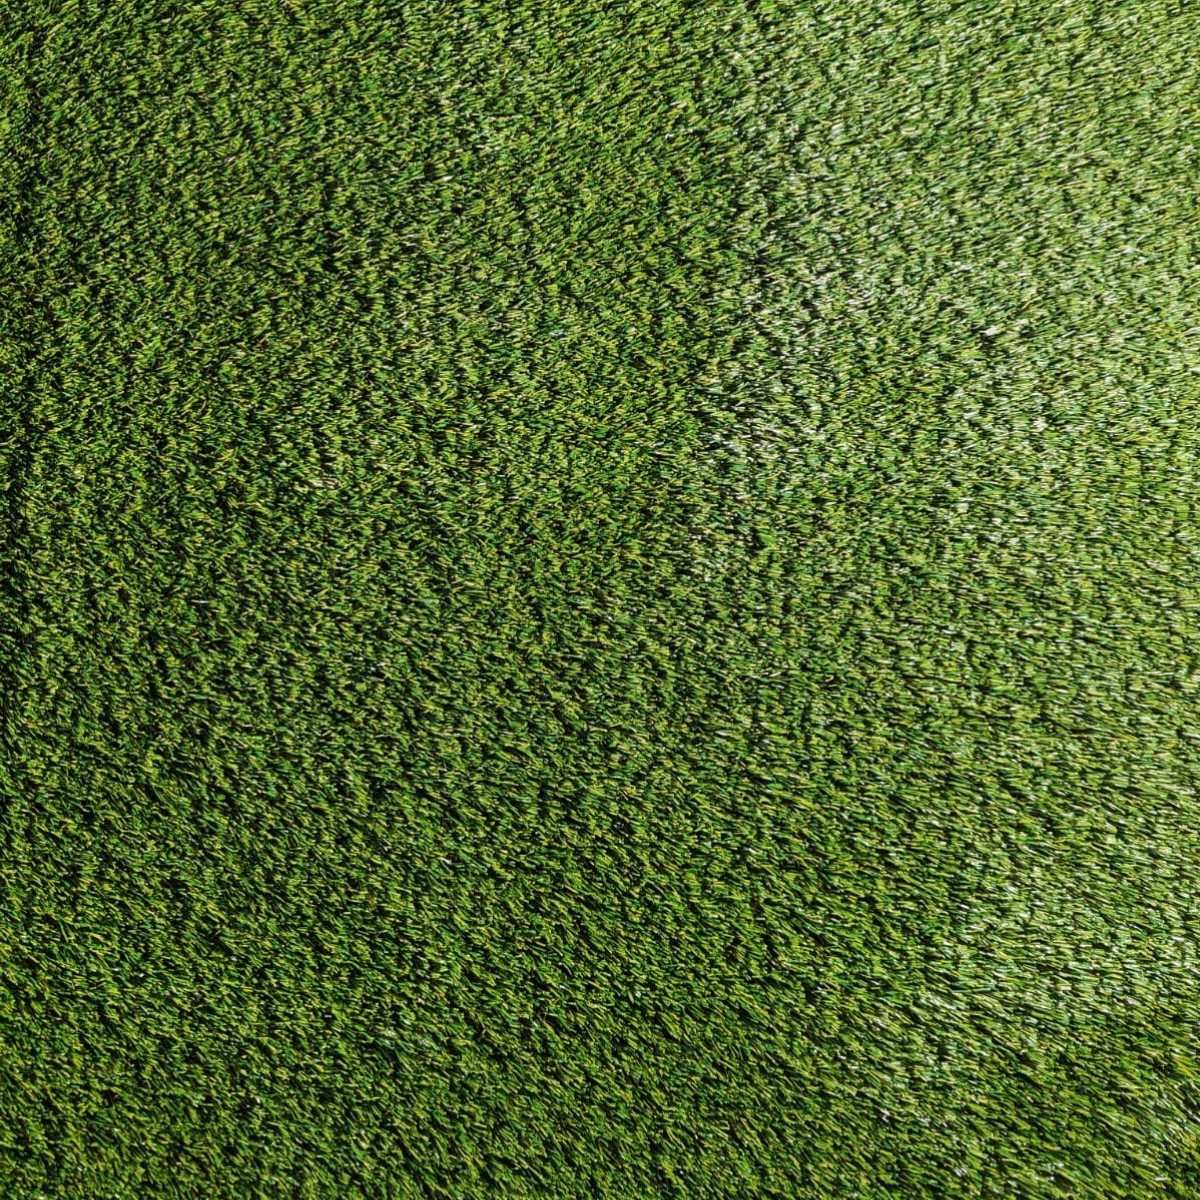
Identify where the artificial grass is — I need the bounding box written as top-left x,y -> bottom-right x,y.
1,0 -> 1199,1196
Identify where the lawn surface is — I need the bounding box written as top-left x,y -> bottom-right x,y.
2,1 -> 1199,1196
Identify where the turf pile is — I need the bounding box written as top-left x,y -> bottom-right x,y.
2,1 -> 1199,1196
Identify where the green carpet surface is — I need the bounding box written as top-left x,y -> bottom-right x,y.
2,1 -> 1199,1196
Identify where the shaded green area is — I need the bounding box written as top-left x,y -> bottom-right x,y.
2,1 -> 1199,1195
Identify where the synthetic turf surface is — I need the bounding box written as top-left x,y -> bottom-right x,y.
2,2 -> 1199,1196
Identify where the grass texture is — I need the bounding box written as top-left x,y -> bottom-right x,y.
2,1 -> 1199,1196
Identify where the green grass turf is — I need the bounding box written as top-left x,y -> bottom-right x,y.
2,0 -> 1199,1195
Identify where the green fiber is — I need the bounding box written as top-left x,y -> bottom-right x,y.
2,1 -> 1199,1196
